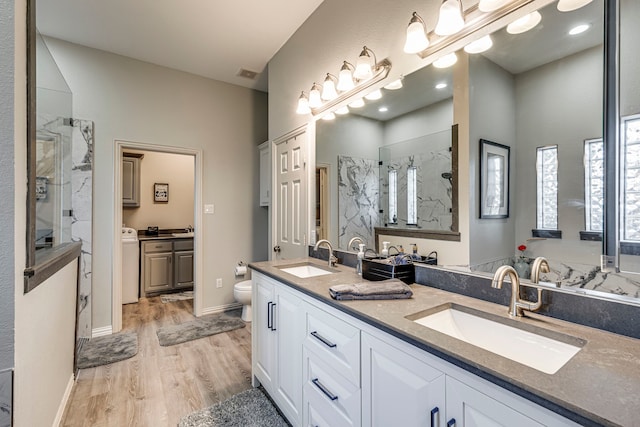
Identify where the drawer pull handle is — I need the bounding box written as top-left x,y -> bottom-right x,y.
270,303 -> 277,331
267,302 -> 272,329
310,331 -> 337,348
312,378 -> 338,401
430,407 -> 439,427
447,418 -> 456,427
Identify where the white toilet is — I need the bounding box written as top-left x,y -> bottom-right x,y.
234,280 -> 252,322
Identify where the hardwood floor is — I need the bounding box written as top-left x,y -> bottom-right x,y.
61,297 -> 252,427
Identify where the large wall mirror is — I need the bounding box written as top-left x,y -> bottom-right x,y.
315,65 -> 459,251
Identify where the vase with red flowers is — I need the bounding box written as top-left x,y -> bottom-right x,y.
514,244 -> 531,279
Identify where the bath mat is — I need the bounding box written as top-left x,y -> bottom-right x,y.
178,388 -> 289,427
161,290 -> 194,303
77,332 -> 138,369
156,309 -> 245,347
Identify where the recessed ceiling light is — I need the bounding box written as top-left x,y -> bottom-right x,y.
433,53 -> 458,69
378,106 -> 389,112
349,98 -> 365,108
507,11 -> 542,35
569,24 -> 590,35
435,83 -> 448,89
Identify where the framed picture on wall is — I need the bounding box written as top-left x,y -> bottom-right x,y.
479,139 -> 510,219
154,183 -> 169,203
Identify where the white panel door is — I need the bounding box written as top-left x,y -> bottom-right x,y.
274,129 -> 308,260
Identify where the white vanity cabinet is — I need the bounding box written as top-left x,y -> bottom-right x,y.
252,273 -> 304,426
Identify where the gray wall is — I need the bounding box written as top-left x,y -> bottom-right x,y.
0,0 -> 15,423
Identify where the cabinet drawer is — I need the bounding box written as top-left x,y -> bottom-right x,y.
173,239 -> 193,251
143,241 -> 173,253
303,349 -> 360,427
304,304 -> 360,385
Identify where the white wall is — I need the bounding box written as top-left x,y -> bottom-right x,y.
383,98 -> 453,145
44,37 -> 268,329
122,150 -> 195,231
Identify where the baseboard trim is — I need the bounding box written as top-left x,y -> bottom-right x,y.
91,325 -> 113,338
201,302 -> 243,316
53,374 -> 74,427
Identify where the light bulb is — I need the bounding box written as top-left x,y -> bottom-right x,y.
308,83 -> 322,108
337,62 -> 355,92
354,47 -> 375,80
296,92 -> 311,115
506,11 -> 542,34
433,52 -> 458,69
321,74 -> 338,101
404,13 -> 429,54
478,0 -> 511,12
557,0 -> 593,12
464,35 -> 493,54
349,98 -> 365,108
364,89 -> 383,100
435,0 -> 465,36
335,106 -> 350,115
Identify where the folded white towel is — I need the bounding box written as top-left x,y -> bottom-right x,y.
329,279 -> 413,300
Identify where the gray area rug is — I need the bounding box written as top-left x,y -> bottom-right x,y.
161,290 -> 194,303
157,309 -> 245,347
178,388 -> 289,427
77,332 -> 138,369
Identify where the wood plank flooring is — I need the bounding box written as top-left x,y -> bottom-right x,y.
60,297 -> 252,427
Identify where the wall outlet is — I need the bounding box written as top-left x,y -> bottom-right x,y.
216,278 -> 222,288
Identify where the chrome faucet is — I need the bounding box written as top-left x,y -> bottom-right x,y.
314,239 -> 337,267
491,265 -> 543,317
347,236 -> 364,251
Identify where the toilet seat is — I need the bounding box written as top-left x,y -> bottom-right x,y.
235,280 -> 252,291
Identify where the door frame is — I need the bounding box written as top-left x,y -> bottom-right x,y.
112,140 -> 203,333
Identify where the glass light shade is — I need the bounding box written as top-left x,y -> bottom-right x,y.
335,106 -> 350,115
296,92 -> 311,115
433,52 -> 458,69
349,98 -> 365,108
308,84 -> 322,108
364,89 -> 383,100
435,0 -> 465,36
354,47 -> 374,80
506,11 -> 542,34
384,79 -> 403,90
464,35 -> 493,54
321,112 -> 336,121
322,75 -> 338,101
337,63 -> 355,92
478,0 -> 511,12
557,0 -> 593,12
404,16 -> 429,54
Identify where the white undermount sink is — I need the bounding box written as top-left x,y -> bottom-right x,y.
171,232 -> 194,237
408,304 -> 584,374
277,263 -> 335,279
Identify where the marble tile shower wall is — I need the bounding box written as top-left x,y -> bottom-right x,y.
337,155 -> 379,249
71,119 -> 93,339
0,370 -> 10,427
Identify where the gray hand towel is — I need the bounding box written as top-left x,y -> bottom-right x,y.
329,278 -> 413,300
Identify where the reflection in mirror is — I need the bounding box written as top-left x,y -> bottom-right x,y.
315,65 -> 455,251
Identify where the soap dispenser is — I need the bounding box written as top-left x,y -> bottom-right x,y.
356,243 -> 366,276
381,241 -> 390,258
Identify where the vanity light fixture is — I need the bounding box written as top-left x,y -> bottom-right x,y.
557,0 -> 593,12
435,82 -> 448,89
364,89 -> 383,101
506,11 -> 542,34
569,24 -> 590,35
322,112 -> 336,121
321,73 -> 339,101
435,0 -> 465,36
464,34 -> 494,54
335,105 -> 350,115
478,0 -> 512,12
296,91 -> 311,115
433,52 -> 458,68
337,61 -> 356,92
384,77 -> 404,90
349,98 -> 366,108
354,46 -> 376,80
308,83 -> 323,108
404,12 -> 430,54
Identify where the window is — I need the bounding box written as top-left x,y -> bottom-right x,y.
621,115 -> 640,242
388,169 -> 397,224
536,145 -> 558,230
584,138 -> 604,232
407,166 -> 417,225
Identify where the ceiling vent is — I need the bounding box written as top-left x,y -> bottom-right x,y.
237,68 -> 259,80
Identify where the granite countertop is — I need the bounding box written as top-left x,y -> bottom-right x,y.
249,257 -> 640,427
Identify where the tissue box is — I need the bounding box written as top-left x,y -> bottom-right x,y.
362,259 -> 415,284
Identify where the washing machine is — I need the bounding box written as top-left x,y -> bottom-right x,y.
122,227 -> 140,304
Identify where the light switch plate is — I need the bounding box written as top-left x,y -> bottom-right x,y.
204,204 -> 215,214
